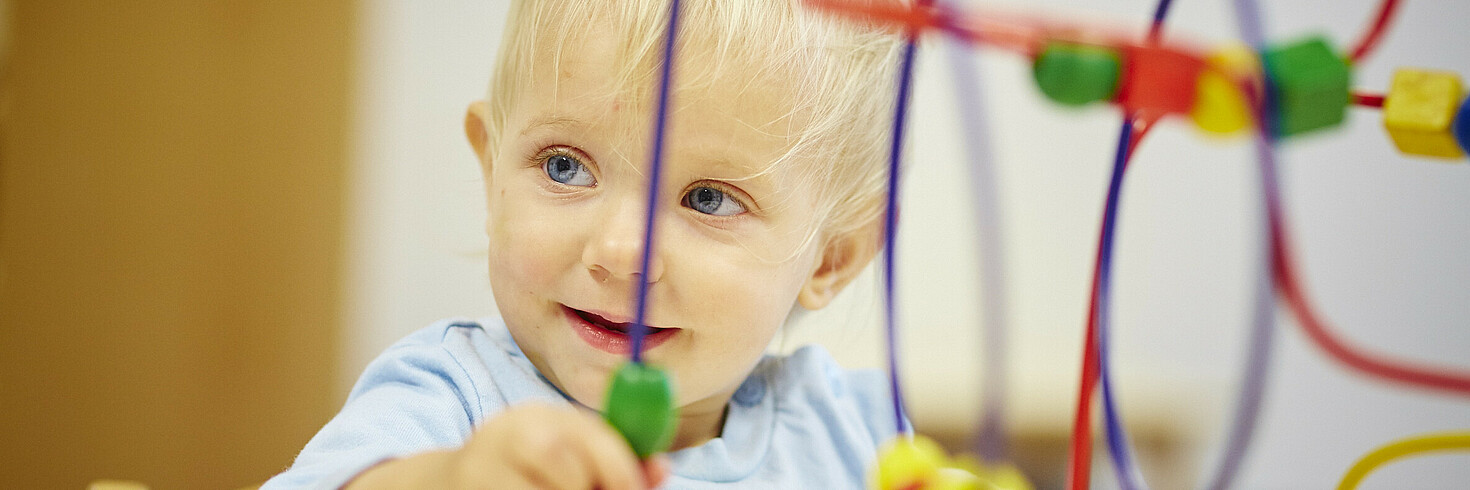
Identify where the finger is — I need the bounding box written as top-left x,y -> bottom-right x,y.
506,416 -> 593,490
642,454 -> 672,488
570,414 -> 646,490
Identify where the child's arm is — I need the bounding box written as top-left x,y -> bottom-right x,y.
345,404 -> 669,490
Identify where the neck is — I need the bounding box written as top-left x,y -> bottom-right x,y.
668,390 -> 733,451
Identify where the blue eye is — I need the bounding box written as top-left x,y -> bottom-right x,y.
544,154 -> 595,187
683,186 -> 746,216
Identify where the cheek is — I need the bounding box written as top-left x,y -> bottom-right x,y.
487,187 -> 582,293
680,249 -> 811,336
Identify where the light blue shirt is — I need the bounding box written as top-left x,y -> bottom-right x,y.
263,318 -> 900,489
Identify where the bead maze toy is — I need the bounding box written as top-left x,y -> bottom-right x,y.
601,0 -> 1470,488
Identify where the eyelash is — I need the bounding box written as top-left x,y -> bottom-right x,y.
682,180 -> 755,217
526,144 -> 756,215
530,145 -> 587,170
530,145 -> 597,187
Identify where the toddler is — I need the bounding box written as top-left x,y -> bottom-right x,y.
265,0 -> 905,488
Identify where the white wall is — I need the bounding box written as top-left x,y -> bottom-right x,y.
347,1 -> 1470,488
345,0 -> 505,386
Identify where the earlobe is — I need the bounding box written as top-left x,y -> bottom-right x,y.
465,100 -> 493,169
797,225 -> 881,310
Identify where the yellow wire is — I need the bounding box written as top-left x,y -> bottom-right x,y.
1337,431 -> 1470,490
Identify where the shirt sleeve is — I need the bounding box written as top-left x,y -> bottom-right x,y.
261,325 -> 485,490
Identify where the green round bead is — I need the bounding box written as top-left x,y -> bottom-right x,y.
603,362 -> 678,459
1032,42 -> 1122,107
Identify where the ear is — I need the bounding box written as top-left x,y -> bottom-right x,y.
465,100 -> 493,170
797,222 -> 882,310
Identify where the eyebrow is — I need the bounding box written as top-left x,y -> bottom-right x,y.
519,114 -> 586,137
703,157 -> 769,181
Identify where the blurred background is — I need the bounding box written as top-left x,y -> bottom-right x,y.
3,0 -> 1469,488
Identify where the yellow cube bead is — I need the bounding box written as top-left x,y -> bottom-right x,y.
1383,68 -> 1465,159
1191,45 -> 1259,136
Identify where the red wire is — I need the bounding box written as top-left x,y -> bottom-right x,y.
1064,23 -> 1164,485
1066,226 -> 1106,490
1270,215 -> 1470,396
1347,0 -> 1402,64
1352,91 -> 1386,108
803,0 -> 940,33
1125,117 -> 1159,162
1250,50 -> 1470,397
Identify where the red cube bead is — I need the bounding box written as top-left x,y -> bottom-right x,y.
1118,45 -> 1207,117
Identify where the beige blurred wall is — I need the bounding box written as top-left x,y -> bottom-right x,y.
0,1 -> 354,488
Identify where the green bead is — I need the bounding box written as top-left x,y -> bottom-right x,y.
1263,36 -> 1351,137
603,362 -> 678,459
1032,42 -> 1122,107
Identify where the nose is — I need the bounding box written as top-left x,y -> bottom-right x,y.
582,197 -> 665,285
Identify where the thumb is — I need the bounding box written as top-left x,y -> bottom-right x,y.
641,454 -> 672,489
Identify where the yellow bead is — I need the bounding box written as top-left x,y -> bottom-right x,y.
928,467 -> 984,490
977,463 -> 1035,490
951,455 -> 1036,490
1191,45 -> 1258,136
871,435 -> 947,490
1383,68 -> 1466,159
870,436 -> 1036,490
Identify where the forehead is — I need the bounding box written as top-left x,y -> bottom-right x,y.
514,12 -> 810,181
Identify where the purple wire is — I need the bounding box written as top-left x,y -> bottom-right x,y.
882,16 -> 922,437
630,0 -> 683,364
1204,124 -> 1278,490
1094,0 -> 1178,487
939,9 -> 1010,461
1096,0 -> 1282,486
1232,0 -> 1267,53
1150,0 -> 1176,29
1094,1 -> 1178,486
1203,0 -> 1281,487
1095,117 -> 1149,490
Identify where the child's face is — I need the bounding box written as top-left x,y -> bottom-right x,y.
467,26 -> 866,417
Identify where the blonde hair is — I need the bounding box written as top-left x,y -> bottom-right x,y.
484,0 -> 905,249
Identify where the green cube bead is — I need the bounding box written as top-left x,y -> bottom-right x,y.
1263,36 -> 1351,137
1032,42 -> 1122,107
603,362 -> 678,459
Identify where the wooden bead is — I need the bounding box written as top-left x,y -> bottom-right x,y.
1191,45 -> 1258,135
1383,68 -> 1466,159
1033,42 -> 1122,107
603,362 -> 678,459
1264,36 -> 1351,137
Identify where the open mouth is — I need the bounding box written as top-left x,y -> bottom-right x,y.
562,305 -> 678,355
571,308 -> 668,335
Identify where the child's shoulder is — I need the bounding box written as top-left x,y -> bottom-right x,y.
379,316 -> 510,352
674,345 -> 894,485
351,316 -> 563,417
367,316 -> 535,376
755,344 -> 898,444
760,345 -> 886,404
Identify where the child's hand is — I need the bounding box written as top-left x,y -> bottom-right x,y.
452,404 -> 670,489
347,404 -> 670,490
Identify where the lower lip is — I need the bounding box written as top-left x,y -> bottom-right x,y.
563,307 -> 679,355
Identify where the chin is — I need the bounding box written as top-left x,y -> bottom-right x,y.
560,370 -> 616,411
